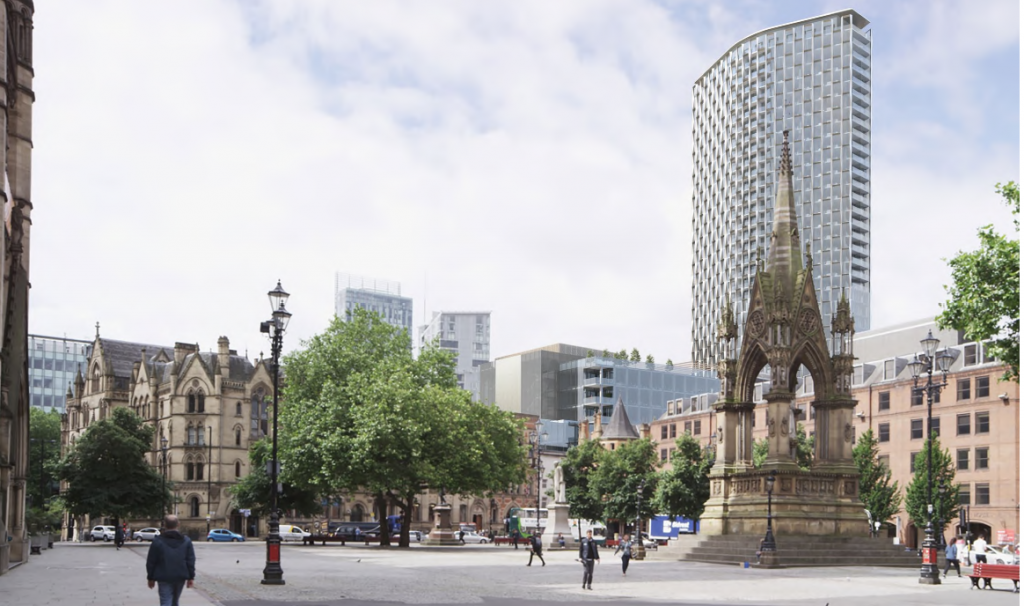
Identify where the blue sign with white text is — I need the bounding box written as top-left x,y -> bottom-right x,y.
649,516 -> 699,539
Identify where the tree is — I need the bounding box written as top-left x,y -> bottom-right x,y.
645,354 -> 655,365
938,181 -> 1020,382
601,349 -> 611,358
586,350 -> 594,358
654,434 -> 713,521
752,438 -> 768,469
616,349 -> 628,361
752,424 -> 812,470
280,308 -> 526,547
853,429 -> 902,529
905,434 -> 960,534
559,440 -> 605,540
27,408 -> 62,532
228,438 -> 321,519
665,359 -> 674,370
629,349 -> 642,363
590,438 -> 659,532
57,407 -> 167,525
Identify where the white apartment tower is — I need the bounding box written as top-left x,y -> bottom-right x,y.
691,10 -> 871,365
334,273 -> 414,338
418,312 -> 491,400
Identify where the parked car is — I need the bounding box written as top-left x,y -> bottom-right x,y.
975,545 -> 1016,565
207,528 -> 245,542
133,527 -> 161,542
278,525 -> 311,542
460,532 -> 491,544
390,530 -> 424,542
639,533 -> 658,550
90,525 -> 115,542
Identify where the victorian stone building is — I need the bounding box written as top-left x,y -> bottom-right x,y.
0,1 -> 35,576
61,331 -> 275,539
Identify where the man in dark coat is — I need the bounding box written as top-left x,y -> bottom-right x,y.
527,533 -> 546,566
146,515 -> 196,606
578,529 -> 600,589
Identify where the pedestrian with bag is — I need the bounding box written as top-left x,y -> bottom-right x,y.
527,533 -> 546,566
577,529 -> 600,590
614,533 -> 633,576
146,515 -> 196,606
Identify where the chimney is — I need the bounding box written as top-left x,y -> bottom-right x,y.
640,423 -> 651,440
174,342 -> 197,367
592,413 -> 603,439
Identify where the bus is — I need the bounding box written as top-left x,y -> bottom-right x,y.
568,519 -> 607,542
507,507 -> 548,538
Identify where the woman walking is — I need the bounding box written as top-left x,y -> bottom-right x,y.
614,533 -> 633,576
943,537 -> 961,578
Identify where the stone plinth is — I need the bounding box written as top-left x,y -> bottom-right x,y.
702,468 -> 864,537
547,503 -> 573,549
423,504 -> 460,546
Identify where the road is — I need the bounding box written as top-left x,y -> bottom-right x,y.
0,540 -> 1017,606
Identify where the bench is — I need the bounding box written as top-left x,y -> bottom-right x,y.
969,563 -> 1019,592
302,534 -> 374,546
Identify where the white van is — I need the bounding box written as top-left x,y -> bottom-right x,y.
279,525 -> 311,542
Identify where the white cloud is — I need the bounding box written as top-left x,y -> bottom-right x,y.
29,1 -> 1018,367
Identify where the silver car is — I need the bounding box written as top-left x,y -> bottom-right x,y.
133,527 -> 161,542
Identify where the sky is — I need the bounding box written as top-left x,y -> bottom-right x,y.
29,0 -> 1019,363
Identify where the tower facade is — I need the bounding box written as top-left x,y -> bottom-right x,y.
418,311 -> 491,400
334,273 -> 413,338
691,10 -> 871,365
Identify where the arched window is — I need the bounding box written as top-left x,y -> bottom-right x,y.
197,424 -> 205,446
196,461 -> 204,481
187,425 -> 196,445
235,461 -> 241,478
251,389 -> 268,438
91,367 -> 100,393
187,393 -> 196,413
350,504 -> 364,522
197,392 -> 205,413
235,402 -> 242,416
190,496 -> 200,518
235,428 -> 241,446
186,460 -> 195,481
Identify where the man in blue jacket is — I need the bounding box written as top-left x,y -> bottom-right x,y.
146,515 -> 196,606
578,529 -> 600,590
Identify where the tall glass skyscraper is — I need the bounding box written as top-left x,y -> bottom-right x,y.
28,334 -> 91,413
691,10 -> 871,365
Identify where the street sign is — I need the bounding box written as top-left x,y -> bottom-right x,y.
240,509 -> 251,517
997,529 -> 1016,544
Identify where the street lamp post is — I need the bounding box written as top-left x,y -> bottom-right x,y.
635,479 -> 646,560
207,426 -> 213,535
907,330 -> 954,586
937,482 -> 947,549
261,280 -> 292,586
161,437 -> 169,516
529,422 -> 547,537
762,469 -> 778,553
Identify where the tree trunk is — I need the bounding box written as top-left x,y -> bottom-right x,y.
375,493 -> 391,546
394,492 -> 413,548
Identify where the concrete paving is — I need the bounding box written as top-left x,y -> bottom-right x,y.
0,541 -> 1018,606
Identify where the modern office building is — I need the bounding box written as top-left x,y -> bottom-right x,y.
418,311 -> 491,400
691,9 -> 872,365
334,273 -> 414,338
480,344 -> 720,429
28,334 -> 92,413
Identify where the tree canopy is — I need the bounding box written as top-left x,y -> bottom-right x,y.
654,433 -> 713,520
904,434 -> 959,531
228,438 -> 321,519
56,407 -> 167,521
853,429 -> 902,529
279,309 -> 527,546
589,438 -> 659,529
559,439 -> 605,536
938,181 -> 1020,382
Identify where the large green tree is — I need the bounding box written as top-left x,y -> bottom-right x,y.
57,407 -> 168,526
228,438 -> 321,519
559,439 -> 605,539
904,435 -> 960,533
654,433 -> 713,521
853,429 -> 902,530
938,181 -> 1020,382
751,423 -> 812,470
590,438 -> 659,532
26,408 -> 62,532
279,309 -> 526,547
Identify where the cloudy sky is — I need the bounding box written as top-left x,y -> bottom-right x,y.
30,0 -> 1019,363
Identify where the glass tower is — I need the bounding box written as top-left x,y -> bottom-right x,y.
334,273 -> 414,338
28,334 -> 91,412
691,10 -> 871,365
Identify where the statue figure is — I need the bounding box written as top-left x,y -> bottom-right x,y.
553,464 -> 566,503
438,486 -> 447,506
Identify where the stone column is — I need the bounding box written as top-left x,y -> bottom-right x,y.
811,399 -> 857,473
423,504 -> 459,546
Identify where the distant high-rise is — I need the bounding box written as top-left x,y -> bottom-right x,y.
334,273 -> 414,338
691,10 -> 871,365
418,311 -> 491,400
28,334 -> 91,413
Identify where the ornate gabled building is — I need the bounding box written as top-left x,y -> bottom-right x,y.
704,130 -> 862,539
0,1 -> 35,576
61,331 -> 276,539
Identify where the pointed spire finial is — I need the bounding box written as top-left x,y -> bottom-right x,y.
805,242 -> 812,268
95,321 -> 100,339
780,130 -> 792,176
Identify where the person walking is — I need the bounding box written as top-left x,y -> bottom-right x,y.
458,530 -> 465,545
943,537 -> 961,578
614,533 -> 633,576
512,529 -> 520,550
972,535 -> 989,564
578,529 -> 600,590
527,533 -> 546,566
114,524 -> 125,550
146,515 -> 196,606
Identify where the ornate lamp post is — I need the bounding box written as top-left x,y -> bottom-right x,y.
260,280 -> 291,586
635,478 -> 647,560
161,437 -> 169,516
529,422 -> 548,537
907,330 -> 954,585
762,469 -> 778,553
207,426 -> 213,535
937,482 -> 947,549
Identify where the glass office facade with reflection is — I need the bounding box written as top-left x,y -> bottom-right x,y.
29,334 -> 91,412
691,10 -> 871,365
